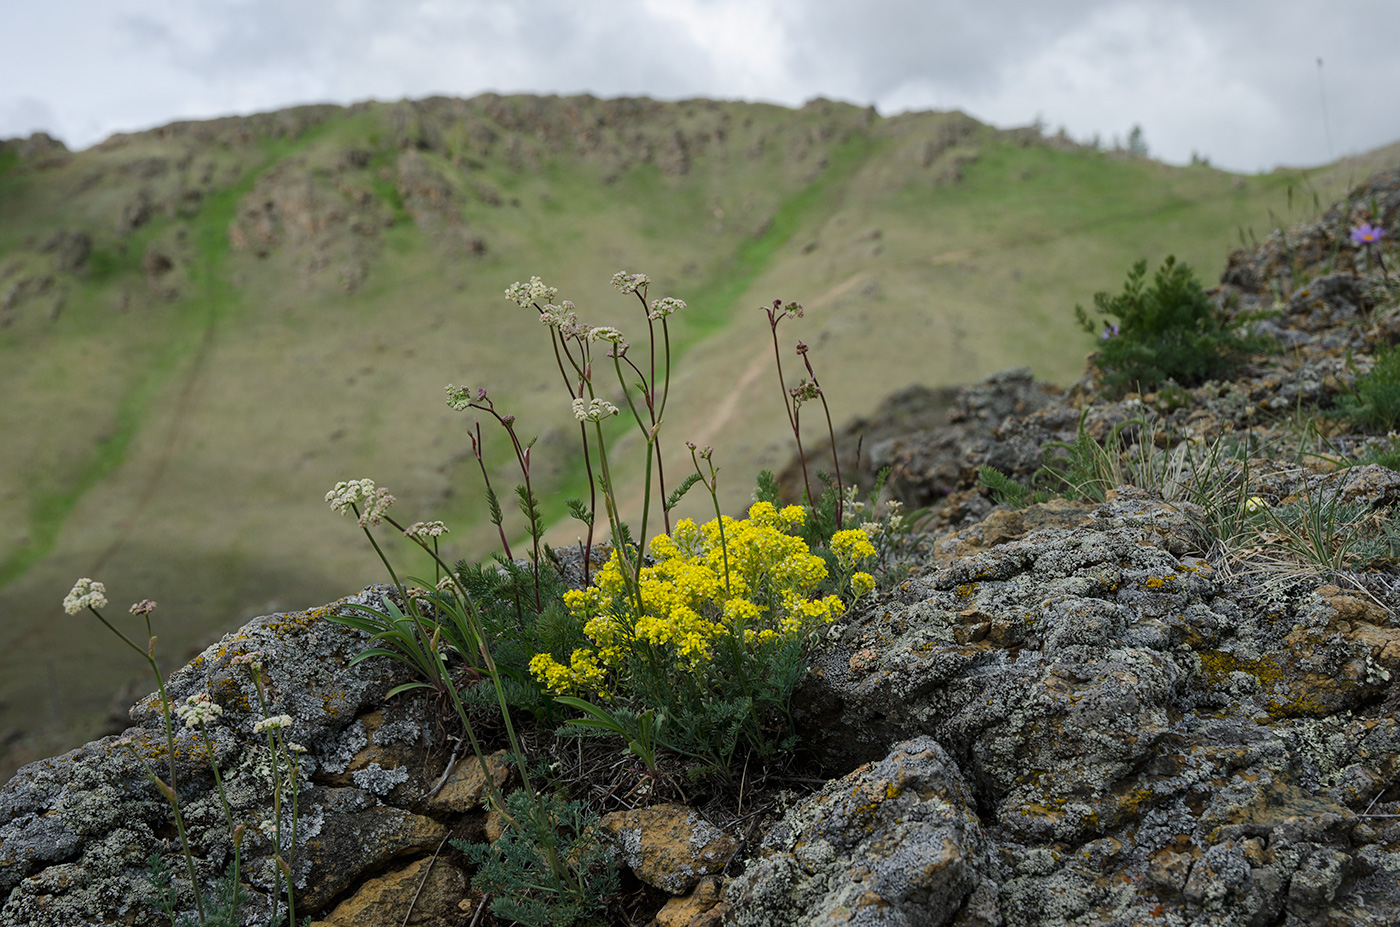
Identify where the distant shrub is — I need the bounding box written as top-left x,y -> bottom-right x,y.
1076,256 -> 1272,394
1333,342 -> 1400,431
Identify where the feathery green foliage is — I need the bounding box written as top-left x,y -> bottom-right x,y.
454,789 -> 619,927
1332,342 -> 1400,430
977,465 -> 1050,509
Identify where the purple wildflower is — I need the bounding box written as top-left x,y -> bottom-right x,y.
1351,223 -> 1385,245
1100,323 -> 1120,340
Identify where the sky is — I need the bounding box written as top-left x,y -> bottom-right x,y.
1,0 -> 1397,175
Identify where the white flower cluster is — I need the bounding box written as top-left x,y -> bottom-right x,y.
325,479 -> 395,526
537,301 -> 590,339
505,276 -> 558,308
404,520 -> 450,541
885,499 -> 905,532
588,325 -> 625,344
610,271 -> 650,294
647,297 -> 685,320
253,714 -> 294,734
857,497 -> 906,538
63,578 -> 107,614
572,398 -> 620,422
537,299 -> 578,327
175,692 -> 224,729
325,479 -> 374,512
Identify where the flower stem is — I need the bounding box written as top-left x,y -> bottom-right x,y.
767,310 -> 814,506
148,651 -> 205,922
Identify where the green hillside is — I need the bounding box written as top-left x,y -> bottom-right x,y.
1,94 -> 1394,778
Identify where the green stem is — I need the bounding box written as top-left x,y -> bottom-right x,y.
249,675 -> 291,925
196,720 -> 241,911
654,321 -> 676,534
636,438 -> 655,590
769,319 -> 814,507
281,730 -> 300,927
381,516 -> 530,821
354,507 -> 407,600
147,652 -> 205,922
692,447 -> 731,597
590,421 -> 643,617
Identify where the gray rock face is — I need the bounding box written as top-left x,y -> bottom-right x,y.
728,737 -> 988,927
768,488 -> 1400,926
866,368 -> 1061,511
0,585 -> 419,927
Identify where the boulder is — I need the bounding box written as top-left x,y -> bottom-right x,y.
600,803 -> 736,895
727,737 -> 989,927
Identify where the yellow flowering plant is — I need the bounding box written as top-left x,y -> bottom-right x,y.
529,500 -> 876,773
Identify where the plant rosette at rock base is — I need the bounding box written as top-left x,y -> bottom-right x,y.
530,501 -> 875,770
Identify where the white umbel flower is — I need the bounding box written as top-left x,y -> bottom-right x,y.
572,398 -> 620,422
175,693 -> 224,729
253,714 -> 294,734
63,578 -> 107,614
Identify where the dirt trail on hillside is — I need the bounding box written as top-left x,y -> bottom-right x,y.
91,321 -> 217,576
693,271 -> 867,448
591,271 -> 868,540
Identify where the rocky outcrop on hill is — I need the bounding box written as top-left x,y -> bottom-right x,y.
2,93 -> 992,313
3,174 -> 1399,926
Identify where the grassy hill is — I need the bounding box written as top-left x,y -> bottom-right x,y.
1,94 -> 1395,779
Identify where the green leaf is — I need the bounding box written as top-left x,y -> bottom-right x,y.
553,696 -> 627,736
386,681 -> 437,698
665,472 -> 703,510
485,486 -> 505,527
565,498 -> 594,526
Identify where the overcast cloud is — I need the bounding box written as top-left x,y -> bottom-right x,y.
1,0 -> 1396,173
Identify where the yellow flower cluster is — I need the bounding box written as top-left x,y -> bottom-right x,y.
831,528 -> 877,568
830,528 -> 877,599
530,501 -> 847,696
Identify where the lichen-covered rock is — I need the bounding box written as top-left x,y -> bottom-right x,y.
310,854 -> 464,927
600,803 -> 735,895
651,875 -> 724,927
319,701 -> 446,805
423,749 -> 511,814
785,488 -> 1400,926
0,585 -> 432,927
726,736 -> 990,927
865,368 -> 1061,510
295,787 -> 447,912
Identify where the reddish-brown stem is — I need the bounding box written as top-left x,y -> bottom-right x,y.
469,422 -> 514,561
766,306 -> 814,506
466,396 -> 542,609
801,351 -> 844,529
